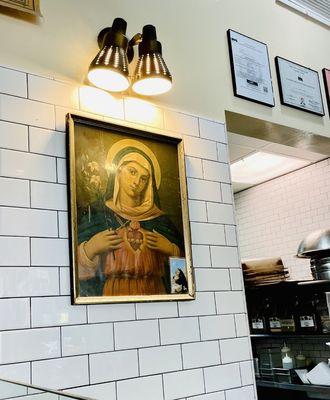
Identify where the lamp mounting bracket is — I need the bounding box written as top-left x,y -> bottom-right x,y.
127,33 -> 142,63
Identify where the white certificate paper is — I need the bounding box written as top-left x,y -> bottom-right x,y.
276,57 -> 324,116
228,29 -> 274,107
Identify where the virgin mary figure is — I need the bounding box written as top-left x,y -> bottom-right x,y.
77,139 -> 184,297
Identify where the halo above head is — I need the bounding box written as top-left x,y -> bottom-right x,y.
106,138 -> 161,189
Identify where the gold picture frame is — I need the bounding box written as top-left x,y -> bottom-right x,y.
0,0 -> 41,15
67,114 -> 195,304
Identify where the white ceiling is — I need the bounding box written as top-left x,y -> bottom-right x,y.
228,132 -> 328,193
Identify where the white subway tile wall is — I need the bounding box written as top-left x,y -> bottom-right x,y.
0,67 -> 27,98
0,381 -> 27,398
29,127 -> 66,158
163,368 -> 205,400
0,65 -> 254,400
0,237 -> 30,266
188,393 -> 225,400
79,88 -> 124,121
0,363 -> 31,384
135,301 -> 178,320
185,156 -> 203,179
30,181 -> 67,210
117,375 -> 164,400
67,382 -> 117,400
164,110 -> 199,137
59,267 -> 71,295
0,121 -> 28,151
139,345 -> 182,375
0,177 -> 30,208
235,158 -> 330,281
199,315 -> 236,340
90,350 -> 139,384
32,355 -> 89,389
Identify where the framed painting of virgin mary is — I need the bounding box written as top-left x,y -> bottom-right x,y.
67,114 -> 195,304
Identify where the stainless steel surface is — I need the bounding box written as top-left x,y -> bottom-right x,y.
311,261 -> 330,280
297,229 -> 330,257
225,111 -> 330,156
298,229 -> 330,281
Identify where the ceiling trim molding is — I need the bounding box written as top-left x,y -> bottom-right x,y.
276,0 -> 330,27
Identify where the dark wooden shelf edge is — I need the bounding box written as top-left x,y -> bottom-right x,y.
298,280 -> 330,286
256,379 -> 330,394
245,279 -> 330,291
251,333 -> 330,339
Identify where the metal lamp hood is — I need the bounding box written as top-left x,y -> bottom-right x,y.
88,18 -> 172,95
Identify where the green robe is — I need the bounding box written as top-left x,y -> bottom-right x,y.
77,201 -> 184,296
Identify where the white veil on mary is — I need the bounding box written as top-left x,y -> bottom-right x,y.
105,139 -> 164,221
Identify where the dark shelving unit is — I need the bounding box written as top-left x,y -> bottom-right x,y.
247,279 -> 330,399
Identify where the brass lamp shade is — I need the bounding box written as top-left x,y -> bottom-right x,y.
88,18 -> 130,92
132,25 -> 172,96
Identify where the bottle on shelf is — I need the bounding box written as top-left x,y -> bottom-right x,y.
293,295 -> 301,333
281,343 -> 294,369
298,294 -> 318,333
318,293 -> 330,334
250,297 -> 269,334
312,293 -> 323,334
268,297 -> 282,334
296,351 -> 306,368
282,352 -> 294,370
326,343 -> 330,366
279,296 -> 296,333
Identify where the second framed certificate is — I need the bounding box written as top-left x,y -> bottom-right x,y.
227,29 -> 275,107
275,57 -> 325,116
323,68 -> 330,117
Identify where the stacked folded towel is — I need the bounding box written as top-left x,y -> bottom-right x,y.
242,257 -> 289,287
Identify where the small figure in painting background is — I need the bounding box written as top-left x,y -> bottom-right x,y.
172,268 -> 188,294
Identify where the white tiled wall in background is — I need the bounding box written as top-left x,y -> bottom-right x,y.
0,65 -> 255,400
235,158 -> 330,281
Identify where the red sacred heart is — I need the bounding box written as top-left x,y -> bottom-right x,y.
127,221 -> 144,251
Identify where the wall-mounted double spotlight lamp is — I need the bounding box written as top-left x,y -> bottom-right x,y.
87,18 -> 172,96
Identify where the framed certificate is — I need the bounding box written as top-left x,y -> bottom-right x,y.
275,57 -> 325,116
227,29 -> 275,107
322,68 -> 330,116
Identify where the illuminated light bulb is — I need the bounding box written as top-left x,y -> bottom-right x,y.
132,25 -> 172,96
87,18 -> 130,92
87,68 -> 130,92
88,19 -> 172,96
132,76 -> 172,96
